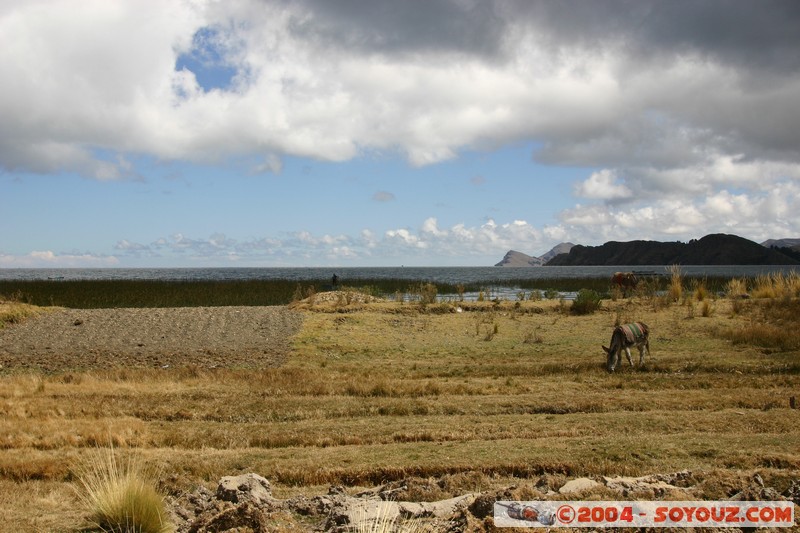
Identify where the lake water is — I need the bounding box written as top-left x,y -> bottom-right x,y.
2,265 -> 796,302
0,265 -> 796,283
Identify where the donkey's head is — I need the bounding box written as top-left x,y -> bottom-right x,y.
602,344 -> 618,372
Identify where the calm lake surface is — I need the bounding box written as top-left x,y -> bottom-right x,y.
1,265 -> 796,283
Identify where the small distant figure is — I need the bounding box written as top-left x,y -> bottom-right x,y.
331,273 -> 339,290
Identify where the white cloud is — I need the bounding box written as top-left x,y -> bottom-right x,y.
575,169 -> 632,201
4,0 -> 798,181
0,251 -> 119,268
555,179 -> 800,245
3,0 -> 800,262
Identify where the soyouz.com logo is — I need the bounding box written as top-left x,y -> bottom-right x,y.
494,501 -> 795,528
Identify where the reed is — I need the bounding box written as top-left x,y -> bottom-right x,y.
1,274 -> 757,309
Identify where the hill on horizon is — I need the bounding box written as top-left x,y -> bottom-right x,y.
495,242 -> 574,267
544,234 -> 800,266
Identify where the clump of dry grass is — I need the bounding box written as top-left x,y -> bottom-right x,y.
692,279 -> 710,301
0,299 -> 45,329
718,298 -> 800,351
752,271 -> 800,299
667,265 -> 683,301
355,500 -> 428,533
725,278 -> 749,298
74,446 -> 173,533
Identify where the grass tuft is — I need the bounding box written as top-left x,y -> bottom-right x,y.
74,446 -> 173,533
667,264 -> 683,301
0,299 -> 45,329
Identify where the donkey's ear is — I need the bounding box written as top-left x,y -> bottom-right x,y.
601,345 -> 610,354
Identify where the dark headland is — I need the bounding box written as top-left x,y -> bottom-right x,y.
543,233 -> 800,266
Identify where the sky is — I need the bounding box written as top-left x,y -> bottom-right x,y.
1,0 -> 800,268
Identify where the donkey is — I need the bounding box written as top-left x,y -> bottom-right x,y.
602,322 -> 650,372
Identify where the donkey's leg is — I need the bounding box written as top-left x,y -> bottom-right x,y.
624,347 -> 633,366
638,345 -> 646,366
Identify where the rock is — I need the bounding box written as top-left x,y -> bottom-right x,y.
216,473 -> 276,507
469,494 -> 496,519
783,479 -> 800,505
325,493 -> 477,531
559,478 -> 601,494
603,475 -> 682,496
187,501 -> 270,533
398,494 -> 477,519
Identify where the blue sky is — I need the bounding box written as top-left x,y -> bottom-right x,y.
2,1 -> 800,267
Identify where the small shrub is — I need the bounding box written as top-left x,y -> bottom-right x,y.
455,284 -> 465,301
543,288 -> 560,300
412,283 -> 438,305
571,289 -> 602,315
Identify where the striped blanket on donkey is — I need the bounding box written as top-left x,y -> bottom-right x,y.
602,322 -> 650,372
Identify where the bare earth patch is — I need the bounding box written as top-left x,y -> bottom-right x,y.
0,306 -> 303,372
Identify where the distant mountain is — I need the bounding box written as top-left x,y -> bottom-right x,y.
539,242 -> 575,264
495,243 -> 575,267
495,250 -> 539,267
545,234 -> 800,266
762,238 -> 800,262
762,238 -> 800,250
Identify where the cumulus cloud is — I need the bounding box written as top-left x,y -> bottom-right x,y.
3,0 -> 800,255
110,216 -> 551,265
575,169 -> 632,201
557,180 -> 800,245
3,0 -> 798,177
0,251 -> 119,268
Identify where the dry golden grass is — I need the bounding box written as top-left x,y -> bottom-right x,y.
1,295 -> 799,531
0,299 -> 49,329
75,445 -> 174,533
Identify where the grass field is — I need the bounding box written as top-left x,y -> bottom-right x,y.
1,276 -> 799,531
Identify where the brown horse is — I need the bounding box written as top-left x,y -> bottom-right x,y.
611,272 -> 638,294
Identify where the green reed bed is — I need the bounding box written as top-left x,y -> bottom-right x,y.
0,279 -> 304,308
1,278 -> 609,308
0,274 -> 743,308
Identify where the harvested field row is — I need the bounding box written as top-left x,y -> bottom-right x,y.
0,294 -> 798,531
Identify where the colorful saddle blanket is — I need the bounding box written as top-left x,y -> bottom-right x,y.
619,322 -> 647,343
